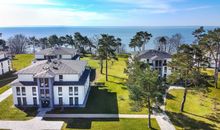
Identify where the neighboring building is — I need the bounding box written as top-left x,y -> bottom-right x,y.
35,47 -> 80,60
0,51 -> 11,75
11,59 -> 90,108
208,53 -> 220,70
134,50 -> 172,78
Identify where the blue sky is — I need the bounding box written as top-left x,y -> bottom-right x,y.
0,0 -> 220,27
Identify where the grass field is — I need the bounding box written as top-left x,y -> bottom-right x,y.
12,54 -> 34,71
0,54 -> 36,120
44,118 -> 160,130
48,55 -> 147,114
166,87 -> 220,130
0,95 -> 37,120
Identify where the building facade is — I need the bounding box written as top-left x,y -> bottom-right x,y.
11,60 -> 90,108
134,50 -> 172,78
35,47 -> 80,60
0,51 -> 11,75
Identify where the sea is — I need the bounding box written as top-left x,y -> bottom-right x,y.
0,26 -> 219,52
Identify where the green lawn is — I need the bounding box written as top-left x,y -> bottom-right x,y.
44,118 -> 160,130
0,54 -> 37,120
166,87 -> 220,130
49,55 -> 147,114
0,95 -> 37,120
0,85 -> 10,94
12,54 -> 34,71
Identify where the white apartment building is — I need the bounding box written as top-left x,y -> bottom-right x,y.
134,50 -> 172,78
11,60 -> 90,108
35,47 -> 80,60
0,51 -> 11,75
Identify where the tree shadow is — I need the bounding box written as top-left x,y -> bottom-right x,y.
90,68 -> 96,82
0,72 -> 17,88
166,111 -> 217,130
108,74 -> 127,81
185,111 -> 220,124
47,85 -> 118,114
16,107 -> 38,117
166,93 -> 175,100
44,118 -> 120,129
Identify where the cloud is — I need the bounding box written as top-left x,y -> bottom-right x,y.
0,4 -> 113,27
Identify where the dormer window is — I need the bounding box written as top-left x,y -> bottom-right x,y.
59,75 -> 63,81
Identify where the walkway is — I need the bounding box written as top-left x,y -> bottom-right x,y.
44,114 -> 154,118
0,88 -> 12,102
0,108 -> 64,130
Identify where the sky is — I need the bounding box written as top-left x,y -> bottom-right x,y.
0,0 -> 220,27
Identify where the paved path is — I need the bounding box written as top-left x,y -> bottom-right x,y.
0,108 -> 64,130
44,114 -> 155,118
0,88 -> 12,102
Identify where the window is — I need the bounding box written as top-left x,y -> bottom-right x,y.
45,78 -> 49,87
40,78 -> 44,87
45,89 -> 49,97
75,97 -> 79,105
33,97 -> 37,106
40,89 -> 44,97
69,87 -> 73,95
155,60 -> 158,66
74,87 -> 78,95
21,87 -> 26,95
16,87 -> 20,95
147,59 -> 149,63
159,60 -> 162,66
58,87 -> 62,96
17,97 -> 21,106
164,60 -> 167,65
69,97 -> 73,105
164,67 -> 167,73
32,87 -> 36,96
59,97 -> 63,105
22,97 -> 27,105
59,75 -> 63,81
1,62 -> 4,74
164,74 -> 167,78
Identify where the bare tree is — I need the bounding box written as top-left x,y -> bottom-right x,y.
8,34 -> 28,54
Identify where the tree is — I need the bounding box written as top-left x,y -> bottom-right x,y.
137,31 -> 152,51
168,44 -> 209,112
192,26 -> 206,44
28,36 -> 39,53
129,31 -> 152,52
0,33 -> 6,51
74,32 -> 84,51
39,37 -> 49,49
58,36 -> 66,46
98,34 -> 118,81
8,34 -> 28,54
126,60 -> 162,128
154,34 -> 183,54
65,35 -> 75,48
116,38 -> 122,53
200,28 -> 220,88
48,35 -> 59,47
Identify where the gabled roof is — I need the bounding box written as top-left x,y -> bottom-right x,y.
136,49 -> 171,60
35,47 -> 78,56
17,60 -> 87,76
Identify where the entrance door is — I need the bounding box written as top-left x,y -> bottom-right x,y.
41,100 -> 50,108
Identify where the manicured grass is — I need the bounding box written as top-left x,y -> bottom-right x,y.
0,95 -> 38,120
49,55 -> 146,114
0,85 -> 10,94
166,87 -> 220,130
12,54 -> 34,71
44,118 -> 160,130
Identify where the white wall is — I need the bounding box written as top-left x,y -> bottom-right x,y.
12,86 -> 39,105
18,74 -> 34,81
35,54 -> 44,59
0,54 -> 5,59
54,74 -> 79,81
53,85 -> 85,105
0,59 -> 11,75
